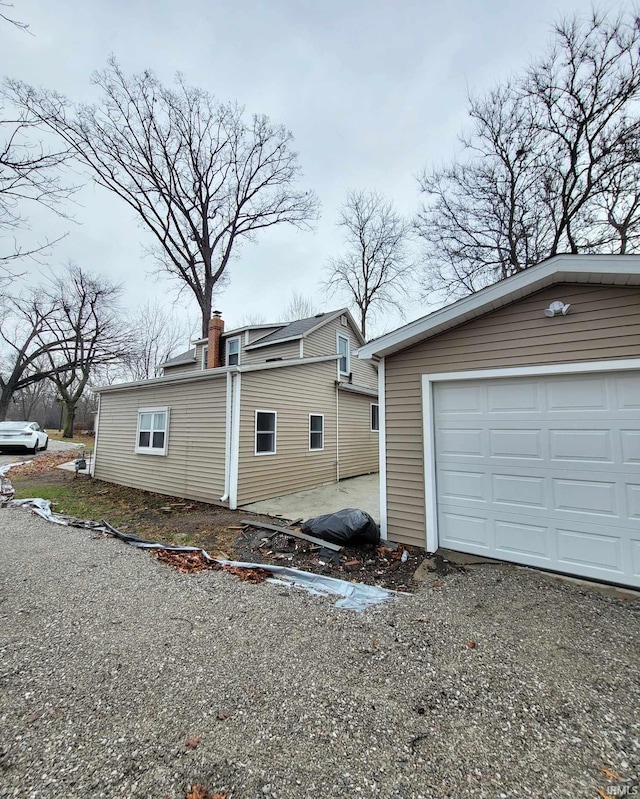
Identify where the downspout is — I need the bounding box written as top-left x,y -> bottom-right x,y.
92,393 -> 101,478
378,358 -> 388,540
228,371 -> 241,510
219,371 -> 233,502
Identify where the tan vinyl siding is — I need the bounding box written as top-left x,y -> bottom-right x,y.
305,315 -> 377,389
241,339 -> 301,365
162,360 -> 198,376
338,391 -> 379,479
384,283 -> 640,548
237,361 -> 337,504
95,377 -> 227,503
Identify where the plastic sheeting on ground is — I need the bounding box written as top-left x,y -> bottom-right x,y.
7,497 -> 396,611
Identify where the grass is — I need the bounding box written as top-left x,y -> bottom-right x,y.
47,429 -> 95,451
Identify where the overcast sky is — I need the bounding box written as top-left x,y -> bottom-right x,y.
2,0 -> 633,342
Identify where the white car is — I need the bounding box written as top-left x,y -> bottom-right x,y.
0,421 -> 49,454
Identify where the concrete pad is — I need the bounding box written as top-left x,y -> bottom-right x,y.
241,473 -> 380,523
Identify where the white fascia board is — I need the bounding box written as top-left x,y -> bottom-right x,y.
357,255 -> 640,360
337,382 -> 378,398
94,367 -> 234,394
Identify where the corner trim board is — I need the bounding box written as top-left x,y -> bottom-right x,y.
228,372 -> 241,509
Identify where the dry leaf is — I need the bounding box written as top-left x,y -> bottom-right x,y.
432,582 -> 444,589
216,708 -> 231,720
466,640 -> 477,649
185,735 -> 201,750
598,766 -> 620,779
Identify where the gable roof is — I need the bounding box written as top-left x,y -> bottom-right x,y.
357,254 -> 640,360
245,308 -> 364,350
161,347 -> 196,368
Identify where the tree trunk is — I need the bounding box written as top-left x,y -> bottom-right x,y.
0,393 -> 10,422
62,401 -> 76,438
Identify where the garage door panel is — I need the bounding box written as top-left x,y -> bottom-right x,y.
433,371 -> 640,588
616,374 -> 640,409
549,429 -> 613,463
439,469 -> 487,502
621,431 -> 640,464
553,478 -> 618,517
556,528 -> 623,574
437,428 -> 484,457
434,384 -> 483,414
487,381 -> 540,412
492,474 -> 546,509
439,511 -> 490,548
546,377 -> 608,411
489,429 -> 542,459
626,484 -> 640,519
494,520 -> 550,559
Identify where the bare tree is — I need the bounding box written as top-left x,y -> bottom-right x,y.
0,1 -> 30,32
324,190 -> 414,339
6,59 -> 319,337
0,101 -> 74,276
416,9 -> 640,300
0,290 -> 78,421
39,264 -> 130,437
123,300 -> 197,381
281,290 -> 318,321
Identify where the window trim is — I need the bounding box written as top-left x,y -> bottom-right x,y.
337,332 -> 350,376
309,413 -> 325,451
254,409 -> 277,456
135,406 -> 169,456
201,344 -> 209,369
226,336 -> 241,367
371,403 -> 380,432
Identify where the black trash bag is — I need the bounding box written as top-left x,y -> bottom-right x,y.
300,508 -> 380,546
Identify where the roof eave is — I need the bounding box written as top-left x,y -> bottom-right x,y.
357,256 -> 640,360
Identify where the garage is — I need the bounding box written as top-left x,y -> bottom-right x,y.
430,370 -> 640,587
357,254 -> 640,589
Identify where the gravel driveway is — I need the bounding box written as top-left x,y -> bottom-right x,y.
1,508 -> 638,799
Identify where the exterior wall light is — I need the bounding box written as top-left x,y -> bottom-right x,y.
544,301 -> 571,317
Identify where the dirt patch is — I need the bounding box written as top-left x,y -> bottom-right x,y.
11,468 -> 433,591
234,523 -> 427,592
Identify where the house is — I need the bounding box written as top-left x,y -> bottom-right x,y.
93,309 -> 379,509
357,254 -> 640,589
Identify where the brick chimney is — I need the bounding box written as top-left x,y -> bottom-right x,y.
207,311 -> 224,368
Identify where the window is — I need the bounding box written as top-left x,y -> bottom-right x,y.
337,334 -> 350,375
136,407 -> 169,455
201,345 -> 209,369
371,403 -> 380,432
309,414 -> 324,451
255,410 -> 276,455
226,337 -> 241,366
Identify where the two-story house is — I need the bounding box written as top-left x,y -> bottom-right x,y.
93,309 -> 379,509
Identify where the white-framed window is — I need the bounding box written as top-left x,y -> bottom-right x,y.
201,345 -> 209,369
337,333 -> 350,375
309,414 -> 324,451
226,336 -> 241,366
255,410 -> 276,455
371,403 -> 380,432
136,407 -> 169,455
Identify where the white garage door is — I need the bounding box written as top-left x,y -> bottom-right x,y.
433,371 -> 640,588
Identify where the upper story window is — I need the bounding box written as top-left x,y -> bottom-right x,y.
371,403 -> 380,432
337,333 -> 350,375
226,336 -> 241,366
136,407 -> 169,456
201,345 -> 209,369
